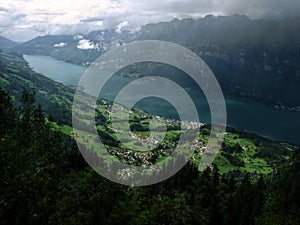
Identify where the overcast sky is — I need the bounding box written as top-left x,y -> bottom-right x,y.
1,0 -> 299,42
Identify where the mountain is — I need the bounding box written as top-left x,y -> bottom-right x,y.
11,30 -> 129,65
11,15 -> 300,108
0,36 -> 18,49
1,45 -> 300,225
134,15 -> 300,107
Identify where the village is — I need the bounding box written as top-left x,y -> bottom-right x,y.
70,99 -> 216,177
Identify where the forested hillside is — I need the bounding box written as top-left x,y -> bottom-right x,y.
0,88 -> 300,224
0,50 -> 73,124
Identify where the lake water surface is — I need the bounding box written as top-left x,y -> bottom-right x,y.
24,54 -> 300,145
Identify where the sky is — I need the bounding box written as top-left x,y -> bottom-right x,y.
0,0 -> 300,42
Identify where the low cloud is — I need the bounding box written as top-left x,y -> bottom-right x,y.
115,20 -> 128,33
0,7 -> 9,12
77,39 -> 96,50
221,0 -> 300,19
54,42 -> 67,47
73,34 -> 84,40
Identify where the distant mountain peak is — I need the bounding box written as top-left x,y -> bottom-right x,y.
0,36 -> 18,49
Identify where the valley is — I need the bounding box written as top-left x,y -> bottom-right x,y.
12,15 -> 300,109
1,11 -> 300,225
0,51 -> 296,176
24,54 -> 300,145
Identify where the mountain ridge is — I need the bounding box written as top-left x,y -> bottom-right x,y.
0,36 -> 18,49
10,15 -> 300,108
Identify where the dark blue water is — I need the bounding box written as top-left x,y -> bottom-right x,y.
24,54 -> 300,145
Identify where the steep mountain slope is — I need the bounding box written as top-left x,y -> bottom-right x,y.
1,86 -> 299,224
11,15 -> 300,107
135,15 -> 300,107
0,50 -> 73,124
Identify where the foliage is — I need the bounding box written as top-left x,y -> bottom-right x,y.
0,88 -> 299,224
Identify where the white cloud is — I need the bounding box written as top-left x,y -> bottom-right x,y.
115,20 -> 128,33
54,42 -> 67,47
77,39 -> 95,50
73,34 -> 84,40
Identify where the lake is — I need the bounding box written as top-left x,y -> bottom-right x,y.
24,54 -> 300,145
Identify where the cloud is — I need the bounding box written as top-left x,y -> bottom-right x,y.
73,34 -> 84,40
50,22 -> 105,36
54,42 -> 67,47
0,7 -> 9,12
115,20 -> 128,33
221,0 -> 300,19
80,17 -> 105,23
77,39 -> 96,50
0,0 -> 300,42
